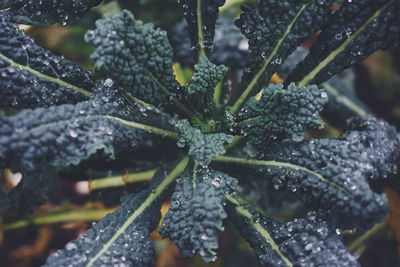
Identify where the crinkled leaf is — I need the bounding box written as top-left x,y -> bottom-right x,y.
0,85 -> 168,214
258,117 -> 399,229
175,119 -> 232,166
45,191 -> 159,266
180,0 -> 225,53
236,83 -> 328,145
228,199 -> 360,267
85,10 -> 183,109
187,56 -> 226,114
45,157 -> 189,266
287,0 -> 400,85
0,85 -> 145,171
160,167 -> 237,262
231,0 -> 333,110
0,12 -> 95,109
2,0 -> 101,25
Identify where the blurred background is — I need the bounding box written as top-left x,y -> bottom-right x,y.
1,0 -> 400,266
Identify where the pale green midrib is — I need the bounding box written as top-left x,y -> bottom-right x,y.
225,195 -> 293,267
298,0 -> 394,86
322,82 -> 367,116
0,52 -> 92,97
196,0 -> 206,57
86,156 -> 190,267
230,2 -> 311,115
25,114 -> 179,140
214,155 -> 351,194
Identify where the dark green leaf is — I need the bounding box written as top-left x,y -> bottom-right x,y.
85,10 -> 185,111
230,0 -> 333,114
45,156 -> 190,266
0,12 -> 95,109
258,117 -> 398,229
160,167 -> 237,262
287,0 -> 400,85
236,83 -> 328,145
228,198 -> 360,267
3,0 -> 101,25
180,0 -> 225,54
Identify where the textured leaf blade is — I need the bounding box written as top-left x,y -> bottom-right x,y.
160,167 -> 237,262
85,10 -> 185,110
175,119 -> 232,166
257,117 -> 399,229
3,0 -> 101,25
287,0 -> 400,85
187,56 -> 226,114
0,12 -> 95,109
228,197 -> 360,267
0,85 -> 178,214
230,0 -> 333,114
236,83 -> 328,145
45,157 -> 190,266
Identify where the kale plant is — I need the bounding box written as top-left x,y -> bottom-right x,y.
1,0 -> 400,266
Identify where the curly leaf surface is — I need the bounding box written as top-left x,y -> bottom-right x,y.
228,197 -> 360,267
287,0 -> 400,85
0,12 -> 95,109
187,56 -> 226,114
237,83 -> 328,144
230,0 -> 333,114
160,168 -> 237,262
85,10 -> 186,112
45,157 -> 189,266
175,120 -> 232,166
216,117 -> 399,230
2,0 -> 101,25
0,85 -> 180,214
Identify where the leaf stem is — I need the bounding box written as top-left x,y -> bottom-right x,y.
104,115 -> 180,140
89,168 -> 159,191
3,207 -> 116,231
196,0 -> 206,57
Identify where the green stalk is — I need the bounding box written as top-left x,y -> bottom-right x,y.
104,115 -> 179,139
196,0 -> 206,57
4,207 -> 116,231
89,168 -> 159,190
